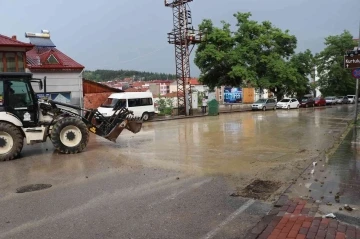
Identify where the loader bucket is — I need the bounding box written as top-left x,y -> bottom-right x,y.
104,121 -> 127,143
125,120 -> 142,134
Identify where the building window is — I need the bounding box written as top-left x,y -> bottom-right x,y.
47,54 -> 59,64
0,52 -> 25,72
6,53 -> 16,72
0,53 -> 3,72
17,52 -> 24,71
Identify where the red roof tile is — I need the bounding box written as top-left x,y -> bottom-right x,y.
189,78 -> 200,85
164,92 -> 184,98
0,34 -> 34,49
26,47 -> 84,71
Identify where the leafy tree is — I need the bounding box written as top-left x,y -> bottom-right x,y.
316,30 -> 358,96
155,96 -> 174,116
195,12 -> 312,100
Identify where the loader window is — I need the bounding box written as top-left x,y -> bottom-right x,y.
7,80 -> 34,108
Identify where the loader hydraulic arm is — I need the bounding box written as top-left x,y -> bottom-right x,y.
44,99 -> 143,143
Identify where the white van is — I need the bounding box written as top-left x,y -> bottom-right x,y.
97,92 -> 156,121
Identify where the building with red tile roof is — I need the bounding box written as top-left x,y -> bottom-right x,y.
0,34 -> 33,72
26,47 -> 84,72
23,30 -> 85,107
0,34 -> 33,49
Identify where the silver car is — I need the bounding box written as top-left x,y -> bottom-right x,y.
251,98 -> 277,111
325,96 -> 337,105
336,96 -> 349,104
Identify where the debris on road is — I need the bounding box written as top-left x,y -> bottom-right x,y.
16,184 -> 52,193
324,213 -> 336,218
335,193 -> 340,203
232,179 -> 281,200
344,204 -> 355,211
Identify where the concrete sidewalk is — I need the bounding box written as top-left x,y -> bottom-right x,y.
245,126 -> 360,238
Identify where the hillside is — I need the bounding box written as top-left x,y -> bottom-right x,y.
84,70 -> 177,82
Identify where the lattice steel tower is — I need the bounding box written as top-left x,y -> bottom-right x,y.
165,0 -> 203,116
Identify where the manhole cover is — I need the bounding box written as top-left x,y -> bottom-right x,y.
16,184 -> 52,193
231,179 -> 281,200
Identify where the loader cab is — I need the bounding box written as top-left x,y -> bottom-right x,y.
0,73 -> 42,127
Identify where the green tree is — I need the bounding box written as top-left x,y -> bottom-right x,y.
316,30 -> 358,96
195,12 -> 312,100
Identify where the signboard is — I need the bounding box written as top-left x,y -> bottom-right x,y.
36,92 -> 71,104
352,68 -> 360,79
224,87 -> 242,103
344,55 -> 360,69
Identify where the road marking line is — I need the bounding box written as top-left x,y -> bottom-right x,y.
149,178 -> 212,208
201,199 -> 255,239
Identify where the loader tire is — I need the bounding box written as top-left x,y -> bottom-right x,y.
0,122 -> 24,161
51,117 -> 89,154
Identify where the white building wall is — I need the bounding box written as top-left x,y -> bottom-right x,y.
170,83 -> 177,93
31,71 -> 83,107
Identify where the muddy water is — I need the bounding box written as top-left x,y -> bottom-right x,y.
0,105 -> 354,194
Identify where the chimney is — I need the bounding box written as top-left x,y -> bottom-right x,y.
11,35 -> 17,40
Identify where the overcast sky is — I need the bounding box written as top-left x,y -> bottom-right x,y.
1,0 -> 359,76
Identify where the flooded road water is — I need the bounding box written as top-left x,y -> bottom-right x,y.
0,105 -> 355,239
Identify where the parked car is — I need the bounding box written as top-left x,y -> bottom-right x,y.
325,96 -> 337,105
251,98 -> 277,111
336,96 -> 349,104
276,98 -> 300,109
314,97 -> 326,106
299,97 -> 315,108
347,95 -> 356,104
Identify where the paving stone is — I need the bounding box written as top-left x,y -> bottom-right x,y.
337,224 -> 346,233
303,222 -> 312,228
307,231 -> 317,239
278,232 -> 288,239
317,230 -> 326,238
289,229 -> 299,238
275,195 -> 290,207
335,232 -> 346,239
346,230 -> 356,239
288,207 -> 296,213
299,228 -> 309,235
329,221 -> 339,229
301,208 -> 310,214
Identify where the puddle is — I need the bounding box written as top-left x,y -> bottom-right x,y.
231,179 -> 281,200
16,184 -> 52,193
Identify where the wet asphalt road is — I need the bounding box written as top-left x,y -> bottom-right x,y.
0,105 -> 356,239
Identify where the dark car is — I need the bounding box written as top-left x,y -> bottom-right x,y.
299,97 -> 315,108
314,97 -> 326,107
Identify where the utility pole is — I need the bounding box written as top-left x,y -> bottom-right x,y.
355,22 -> 360,124
165,0 -> 204,116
